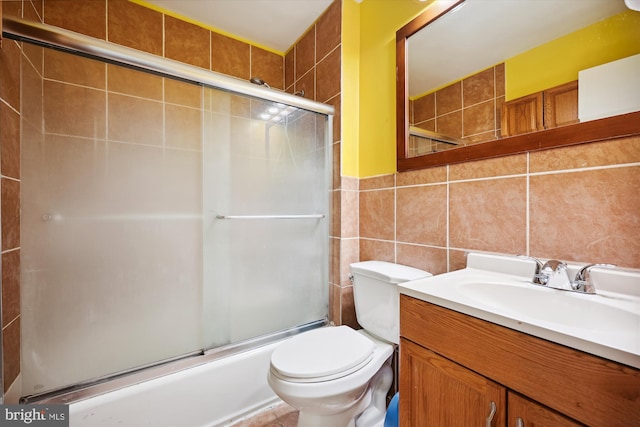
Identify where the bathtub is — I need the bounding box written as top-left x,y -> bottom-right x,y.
69,340 -> 284,427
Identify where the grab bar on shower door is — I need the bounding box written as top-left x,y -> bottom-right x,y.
215,214 -> 325,220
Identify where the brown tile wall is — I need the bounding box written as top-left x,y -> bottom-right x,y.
282,1 -> 348,327
359,137 -> 640,280
410,64 -> 505,146
0,0 -> 338,391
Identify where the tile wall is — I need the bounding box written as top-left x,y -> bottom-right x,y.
0,0 -> 291,395
410,64 -> 505,145
360,136 -> 640,275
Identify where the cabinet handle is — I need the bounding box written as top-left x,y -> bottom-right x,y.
485,401 -> 497,427
515,417 -> 524,427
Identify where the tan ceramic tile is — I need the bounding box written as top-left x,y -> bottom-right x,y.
1,102 -> 20,179
333,143 -> 341,190
108,93 -> 162,145
330,237 -> 341,285
108,64 -> 162,100
26,0 -> 43,22
495,63 -> 505,97
530,136 -> 640,173
295,29 -> 315,81
316,0 -> 341,60
396,243 -> 447,275
44,80 -> 106,138
2,318 -> 20,393
2,250 -> 20,326
359,238 -> 394,263
325,94 -> 341,143
340,237 -> 359,285
530,167 -> 640,268
165,104 -> 202,150
296,68 -> 315,102
463,100 -> 495,137
251,47 -> 284,90
1,178 -> 20,250
45,48 -> 106,89
165,16 -> 210,69
341,189 -> 359,238
436,81 -> 461,116
211,32 -> 251,80
165,78 -> 203,108
463,67 -> 495,107
360,189 -> 395,240
341,176 -> 359,191
316,47 -> 341,103
449,249 -> 468,271
0,39 -> 21,111
397,166 -> 447,186
449,154 -> 526,181
23,43 -> 44,76
396,185 -> 447,247
449,177 -> 527,254
413,92 -> 435,123
465,130 -> 498,145
44,0 -> 106,40
360,174 -> 394,191
284,49 -> 295,90
108,0 -> 162,55
341,286 -> 359,329
2,0 -> 23,20
436,110 -> 462,138
329,282 -> 340,323
21,51 -> 43,130
331,190 -> 341,237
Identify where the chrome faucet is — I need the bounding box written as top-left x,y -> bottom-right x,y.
573,263 -> 615,294
532,259 -> 615,294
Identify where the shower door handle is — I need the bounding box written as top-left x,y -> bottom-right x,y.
215,214 -> 324,220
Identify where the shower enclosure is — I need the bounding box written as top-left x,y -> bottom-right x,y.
8,19 -> 332,400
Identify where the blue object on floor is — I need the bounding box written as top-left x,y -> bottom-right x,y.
384,392 -> 399,427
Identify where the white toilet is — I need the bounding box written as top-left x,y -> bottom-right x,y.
268,261 -> 431,427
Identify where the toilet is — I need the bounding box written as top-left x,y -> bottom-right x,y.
268,261 -> 431,427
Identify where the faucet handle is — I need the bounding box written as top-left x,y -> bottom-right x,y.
573,263 -> 615,293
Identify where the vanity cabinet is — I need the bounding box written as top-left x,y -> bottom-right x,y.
399,295 -> 640,427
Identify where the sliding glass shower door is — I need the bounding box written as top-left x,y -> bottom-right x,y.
20,42 -> 330,397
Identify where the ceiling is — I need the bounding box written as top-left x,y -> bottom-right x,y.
143,0 -> 334,53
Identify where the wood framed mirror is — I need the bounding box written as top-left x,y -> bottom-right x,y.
396,0 -> 640,172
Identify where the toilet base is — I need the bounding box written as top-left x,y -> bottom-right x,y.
296,362 -> 393,427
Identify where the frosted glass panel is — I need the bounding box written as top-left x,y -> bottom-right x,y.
20,44 -> 330,397
21,48 -> 204,395
203,92 -> 330,348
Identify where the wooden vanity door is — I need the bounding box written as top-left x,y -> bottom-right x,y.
508,392 -> 584,427
400,338 -> 506,427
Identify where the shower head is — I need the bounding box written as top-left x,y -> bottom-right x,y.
250,77 -> 270,88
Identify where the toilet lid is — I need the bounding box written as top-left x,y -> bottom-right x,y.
271,326 -> 375,380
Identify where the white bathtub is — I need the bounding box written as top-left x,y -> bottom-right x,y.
69,340 -> 283,427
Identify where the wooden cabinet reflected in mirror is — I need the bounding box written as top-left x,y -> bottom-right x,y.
397,0 -> 640,172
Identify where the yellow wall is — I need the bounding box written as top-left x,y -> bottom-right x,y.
342,0 -> 427,178
506,10 -> 640,101
347,4 -> 640,178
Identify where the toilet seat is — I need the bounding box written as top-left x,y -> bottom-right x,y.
270,326 -> 375,383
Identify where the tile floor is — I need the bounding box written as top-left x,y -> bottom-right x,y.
229,402 -> 299,427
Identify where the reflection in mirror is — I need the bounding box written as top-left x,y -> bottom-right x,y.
397,0 -> 640,168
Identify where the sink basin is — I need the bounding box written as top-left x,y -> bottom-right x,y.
461,282 -> 640,333
399,253 -> 640,369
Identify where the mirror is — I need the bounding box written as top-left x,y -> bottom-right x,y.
397,0 -> 640,171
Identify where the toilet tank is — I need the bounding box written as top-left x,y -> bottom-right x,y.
350,261 -> 431,344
